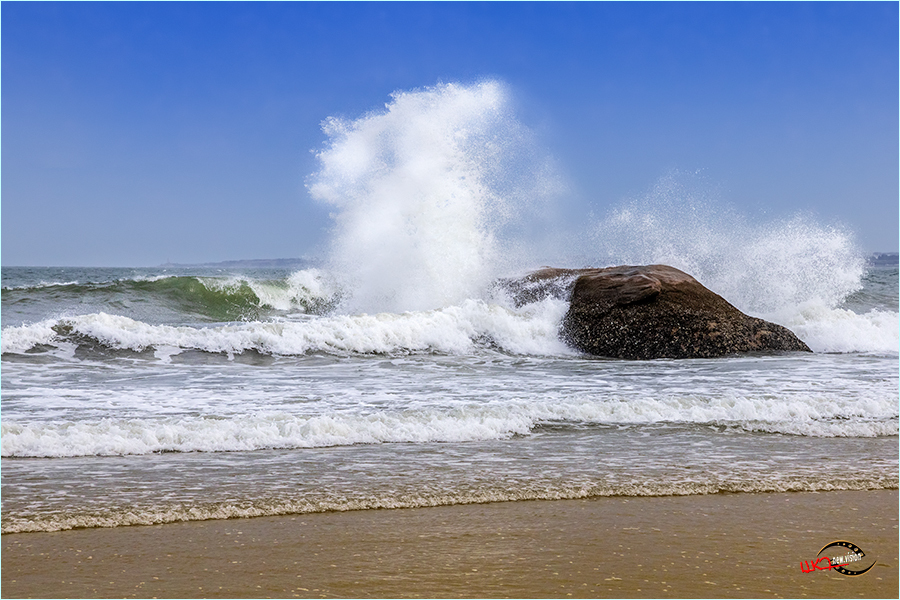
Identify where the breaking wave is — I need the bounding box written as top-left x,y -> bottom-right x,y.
4,380 -> 896,459
1,270 -> 339,323
0,298 -> 571,358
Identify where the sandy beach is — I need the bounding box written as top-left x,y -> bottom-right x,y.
2,490 -> 896,598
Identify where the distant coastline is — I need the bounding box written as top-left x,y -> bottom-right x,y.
2,253 -> 895,270
154,254 -> 900,270
157,258 -> 320,269
869,252 -> 899,266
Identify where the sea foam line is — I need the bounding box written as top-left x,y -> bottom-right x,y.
3,475 -> 897,534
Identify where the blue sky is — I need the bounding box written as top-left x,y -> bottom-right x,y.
2,1 -> 897,266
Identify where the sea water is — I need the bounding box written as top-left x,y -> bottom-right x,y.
2,82 -> 897,533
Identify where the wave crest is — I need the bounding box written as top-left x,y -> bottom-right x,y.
0,298 -> 571,357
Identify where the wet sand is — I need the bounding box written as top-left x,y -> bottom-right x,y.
2,490 -> 897,598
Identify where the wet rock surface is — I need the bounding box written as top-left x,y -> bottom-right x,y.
506,265 -> 812,359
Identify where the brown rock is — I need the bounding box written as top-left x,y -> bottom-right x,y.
503,265 -> 812,359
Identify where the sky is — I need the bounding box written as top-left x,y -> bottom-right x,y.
2,1 -> 897,267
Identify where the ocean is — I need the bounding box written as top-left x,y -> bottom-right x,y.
2,81 -> 898,535
1,257 -> 896,534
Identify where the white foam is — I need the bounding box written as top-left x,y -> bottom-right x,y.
772,301 -> 899,354
0,296 -> 571,358
122,274 -> 178,283
4,381 -> 895,458
0,319 -> 59,354
4,474 -> 896,533
2,280 -> 80,290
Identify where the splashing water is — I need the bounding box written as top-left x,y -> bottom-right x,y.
589,172 -> 898,353
308,81 -> 561,314
591,171 -> 867,315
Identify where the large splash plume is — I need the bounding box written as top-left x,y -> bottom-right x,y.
308,81 -> 561,313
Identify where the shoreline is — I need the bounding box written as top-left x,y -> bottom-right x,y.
3,490 -> 897,598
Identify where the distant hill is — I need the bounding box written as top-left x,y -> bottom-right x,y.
157,254 -> 897,270
158,258 -> 320,269
869,252 -> 899,266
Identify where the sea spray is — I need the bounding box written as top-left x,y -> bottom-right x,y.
591,171 -> 867,314
308,81 -> 562,314
584,171 -> 894,352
